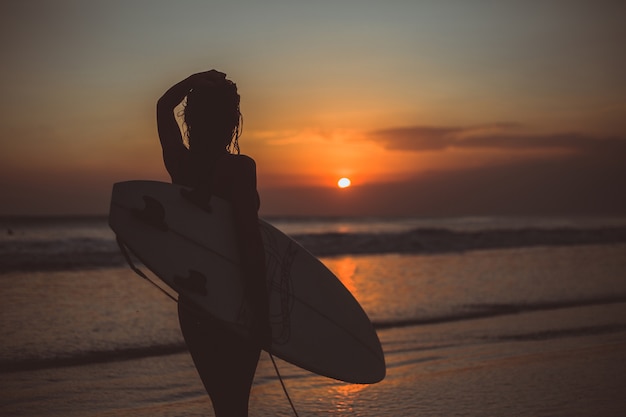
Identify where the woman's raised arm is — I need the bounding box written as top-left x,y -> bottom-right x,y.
156,71 -> 226,178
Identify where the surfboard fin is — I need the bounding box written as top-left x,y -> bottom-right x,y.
180,188 -> 212,213
174,270 -> 208,296
131,196 -> 169,232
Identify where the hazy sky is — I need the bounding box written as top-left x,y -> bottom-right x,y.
1,1 -> 625,216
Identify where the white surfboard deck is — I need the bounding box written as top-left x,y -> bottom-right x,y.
109,180 -> 385,384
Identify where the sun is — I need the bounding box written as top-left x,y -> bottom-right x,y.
337,177 -> 352,188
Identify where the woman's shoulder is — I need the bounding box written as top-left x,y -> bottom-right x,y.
222,153 -> 257,171
214,153 -> 258,187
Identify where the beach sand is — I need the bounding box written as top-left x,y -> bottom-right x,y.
2,302 -> 625,417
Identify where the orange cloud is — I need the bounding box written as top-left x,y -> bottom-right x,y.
368,123 -> 626,154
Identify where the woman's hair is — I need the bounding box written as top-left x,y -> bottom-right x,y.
183,78 -> 242,155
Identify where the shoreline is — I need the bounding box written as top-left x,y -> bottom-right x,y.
2,302 -> 625,416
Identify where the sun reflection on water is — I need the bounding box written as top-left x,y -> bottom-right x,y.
330,256 -> 359,297
327,382 -> 370,414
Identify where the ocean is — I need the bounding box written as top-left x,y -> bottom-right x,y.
1,215 -> 626,416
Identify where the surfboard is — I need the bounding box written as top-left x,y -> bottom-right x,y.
108,180 -> 385,384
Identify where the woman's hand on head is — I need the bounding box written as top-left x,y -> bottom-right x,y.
204,69 -> 227,80
190,70 -> 226,87
158,69 -> 226,121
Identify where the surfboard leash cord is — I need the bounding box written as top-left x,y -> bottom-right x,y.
269,352 -> 301,417
116,237 -> 178,303
116,237 -> 301,417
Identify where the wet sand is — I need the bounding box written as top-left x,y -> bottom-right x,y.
2,302 -> 625,417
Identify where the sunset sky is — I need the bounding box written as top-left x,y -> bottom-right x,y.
1,1 -> 625,216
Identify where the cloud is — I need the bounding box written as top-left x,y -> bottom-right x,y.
369,126 -> 463,151
248,128 -> 362,146
369,123 -> 626,154
368,123 -> 516,151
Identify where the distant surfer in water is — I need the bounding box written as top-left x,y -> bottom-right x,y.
157,70 -> 270,416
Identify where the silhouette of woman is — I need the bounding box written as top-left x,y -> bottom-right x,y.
157,70 -> 270,416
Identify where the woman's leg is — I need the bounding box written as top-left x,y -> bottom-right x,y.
178,301 -> 261,417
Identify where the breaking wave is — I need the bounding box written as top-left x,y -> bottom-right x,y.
2,225 -> 626,273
